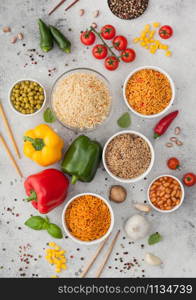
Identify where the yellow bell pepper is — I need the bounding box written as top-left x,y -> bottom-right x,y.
23,124 -> 64,166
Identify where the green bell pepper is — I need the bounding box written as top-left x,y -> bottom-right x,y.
61,135 -> 102,184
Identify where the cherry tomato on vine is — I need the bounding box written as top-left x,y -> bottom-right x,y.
183,173 -> 196,187
121,48 -> 136,63
101,25 -> 116,40
159,25 -> 173,39
113,36 -> 127,51
167,157 -> 180,170
92,44 -> 108,59
80,30 -> 96,45
104,56 -> 119,71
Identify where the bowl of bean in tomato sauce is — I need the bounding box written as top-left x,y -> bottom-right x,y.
147,175 -> 184,213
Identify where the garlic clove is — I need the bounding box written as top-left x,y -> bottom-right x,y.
91,22 -> 97,28
133,203 -> 151,212
17,32 -> 24,40
93,10 -> 99,17
3,26 -> 11,33
79,9 -> 85,16
145,253 -> 162,266
10,36 -> 17,44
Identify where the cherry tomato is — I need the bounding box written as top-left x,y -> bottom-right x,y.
159,25 -> 173,39
183,173 -> 196,187
80,30 -> 96,45
121,48 -> 136,63
113,36 -> 127,51
167,157 -> 180,170
101,25 -> 116,40
104,56 -> 119,71
92,44 -> 108,59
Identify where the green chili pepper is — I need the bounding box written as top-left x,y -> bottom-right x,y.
49,25 -> 71,53
38,19 -> 53,52
61,135 -> 102,184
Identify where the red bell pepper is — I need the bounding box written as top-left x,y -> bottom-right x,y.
154,110 -> 179,138
24,169 -> 69,214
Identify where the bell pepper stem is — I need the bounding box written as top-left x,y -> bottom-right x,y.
71,175 -> 78,184
26,191 -> 37,202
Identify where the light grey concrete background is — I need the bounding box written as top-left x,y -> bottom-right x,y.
0,0 -> 196,278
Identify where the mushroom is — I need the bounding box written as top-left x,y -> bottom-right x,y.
109,185 -> 127,203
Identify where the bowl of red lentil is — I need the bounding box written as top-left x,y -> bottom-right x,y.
102,130 -> 155,183
147,175 -> 184,213
123,66 -> 175,118
62,193 -> 114,245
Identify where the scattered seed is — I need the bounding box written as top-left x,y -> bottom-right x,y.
175,127 -> 181,135
91,22 -> 97,28
17,32 -> 24,40
170,137 -> 177,142
166,142 -> 173,148
3,26 -> 11,33
10,36 -> 17,44
79,9 -> 85,16
176,139 -> 183,146
93,10 -> 99,17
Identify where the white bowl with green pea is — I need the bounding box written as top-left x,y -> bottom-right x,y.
9,79 -> 46,116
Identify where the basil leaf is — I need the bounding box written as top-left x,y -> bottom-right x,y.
117,112 -> 131,128
47,223 -> 63,239
25,216 -> 46,230
148,232 -> 163,245
43,108 -> 56,123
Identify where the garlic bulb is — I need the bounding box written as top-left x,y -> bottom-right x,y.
124,214 -> 150,240
145,253 -> 162,266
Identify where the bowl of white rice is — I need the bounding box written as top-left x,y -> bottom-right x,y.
51,68 -> 112,131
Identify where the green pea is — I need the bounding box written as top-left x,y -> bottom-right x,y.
39,95 -> 44,101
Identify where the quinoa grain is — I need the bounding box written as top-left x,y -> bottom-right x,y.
105,133 -> 151,179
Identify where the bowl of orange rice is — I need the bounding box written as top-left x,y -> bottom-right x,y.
62,193 -> 114,245
123,66 -> 175,118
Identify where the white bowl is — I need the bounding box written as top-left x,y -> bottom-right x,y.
102,130 -> 155,183
62,193 -> 114,245
147,174 -> 185,213
123,66 -> 175,119
9,79 -> 46,116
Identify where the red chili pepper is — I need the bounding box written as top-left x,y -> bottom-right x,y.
24,169 -> 69,214
154,110 -> 179,138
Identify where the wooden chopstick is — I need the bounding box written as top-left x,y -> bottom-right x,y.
0,134 -> 23,178
95,230 -> 120,278
0,102 -> 20,159
48,0 -> 68,16
65,0 -> 80,11
80,235 -> 110,278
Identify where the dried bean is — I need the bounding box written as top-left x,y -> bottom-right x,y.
176,139 -> 183,146
166,142 -> 173,148
170,137 -> 177,142
175,127 -> 181,135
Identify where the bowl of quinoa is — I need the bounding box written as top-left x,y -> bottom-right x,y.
123,66 -> 175,118
62,193 -> 114,245
51,68 -> 112,131
103,130 -> 155,183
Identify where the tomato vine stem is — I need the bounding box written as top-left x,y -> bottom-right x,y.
90,26 -> 120,61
